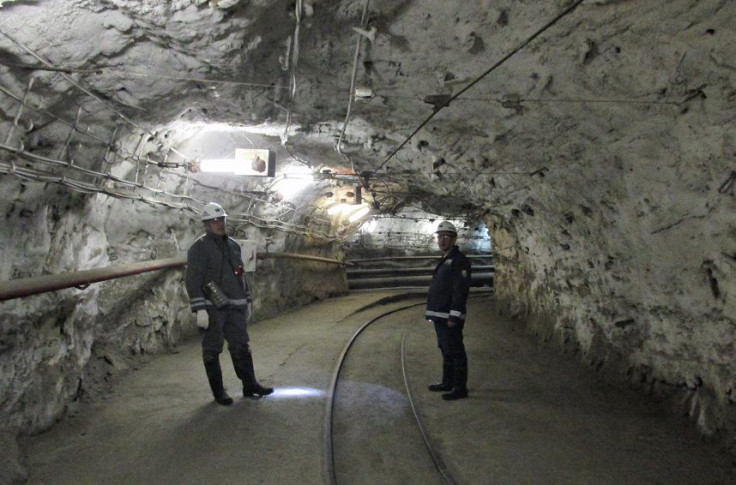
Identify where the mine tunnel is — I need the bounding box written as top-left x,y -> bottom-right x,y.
1,1 -> 735,483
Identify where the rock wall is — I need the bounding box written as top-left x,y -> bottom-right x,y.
0,188 -> 347,443
488,185 -> 736,452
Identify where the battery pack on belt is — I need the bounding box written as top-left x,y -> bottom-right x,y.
202,281 -> 229,309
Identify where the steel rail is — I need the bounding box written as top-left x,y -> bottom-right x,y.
324,301 -> 456,485
0,253 -> 346,302
401,329 -> 456,484
398,292 -> 492,483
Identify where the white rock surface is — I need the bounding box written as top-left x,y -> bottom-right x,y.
0,0 -> 734,460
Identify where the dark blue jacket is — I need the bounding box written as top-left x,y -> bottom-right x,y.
185,232 -> 252,312
426,245 -> 471,323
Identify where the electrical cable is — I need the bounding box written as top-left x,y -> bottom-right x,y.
282,0 -> 303,144
0,30 -> 197,166
475,96 -> 678,106
0,80 -> 194,175
0,94 -> 336,239
336,0 -> 370,171
376,0 -> 587,171
0,29 -> 347,241
0,30 -> 145,132
105,69 -> 289,90
374,91 -> 680,106
0,146 -> 339,241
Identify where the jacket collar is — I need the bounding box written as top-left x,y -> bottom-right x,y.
205,231 -> 229,244
438,245 -> 459,264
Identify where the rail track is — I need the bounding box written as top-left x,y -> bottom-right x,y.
323,301 -> 458,485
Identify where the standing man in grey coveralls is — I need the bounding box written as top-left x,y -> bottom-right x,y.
185,202 -> 273,405
425,221 -> 472,401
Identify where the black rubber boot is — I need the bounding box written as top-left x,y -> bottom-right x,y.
203,353 -> 233,405
428,358 -> 453,392
231,349 -> 274,397
442,357 -> 468,401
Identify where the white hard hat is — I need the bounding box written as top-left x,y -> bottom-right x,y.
201,202 -> 228,221
435,221 -> 457,234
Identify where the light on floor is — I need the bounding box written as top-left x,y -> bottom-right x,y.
269,387 -> 325,399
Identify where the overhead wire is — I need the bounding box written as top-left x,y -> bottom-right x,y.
282,0 -> 303,144
0,29 -> 341,241
373,91 -> 680,106
336,0 -> 371,173
0,29 -> 197,165
0,102 -> 335,241
376,0 -> 587,171
0,80 -> 194,176
0,30 -> 146,132
0,156 -> 339,241
0,142 -> 339,239
1,7 -> 568,234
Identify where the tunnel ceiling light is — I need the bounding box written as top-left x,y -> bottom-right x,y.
327,203 -> 349,215
269,163 -> 315,201
348,205 -> 371,223
354,87 -> 374,100
272,175 -> 311,200
200,148 -> 275,176
327,202 -> 370,221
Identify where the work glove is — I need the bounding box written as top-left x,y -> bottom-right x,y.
196,310 -> 209,330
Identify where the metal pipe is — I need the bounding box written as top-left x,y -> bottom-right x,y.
347,255 -> 491,263
0,257 -> 187,302
258,252 -> 347,266
347,265 -> 493,276
347,272 -> 494,290
0,252 -> 346,302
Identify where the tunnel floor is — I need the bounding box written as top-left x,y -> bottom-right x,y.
21,291 -> 735,484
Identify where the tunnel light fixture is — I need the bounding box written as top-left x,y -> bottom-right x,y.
267,163 -> 315,201
200,148 -> 275,176
348,205 -> 371,222
342,203 -> 366,218
271,173 -> 313,201
327,203 -> 349,215
327,202 -> 371,222
354,87 -> 374,100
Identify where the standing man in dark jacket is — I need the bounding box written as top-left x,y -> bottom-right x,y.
426,221 -> 472,401
185,202 -> 273,405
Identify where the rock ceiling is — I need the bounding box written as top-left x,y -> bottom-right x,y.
1,0 -> 732,227
1,0 -> 735,454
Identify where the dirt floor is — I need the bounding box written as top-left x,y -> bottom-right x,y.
17,291 -> 736,484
